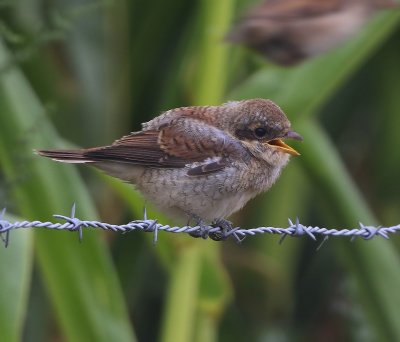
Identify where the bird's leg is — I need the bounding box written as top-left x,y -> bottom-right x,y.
211,218 -> 244,243
187,213 -> 211,239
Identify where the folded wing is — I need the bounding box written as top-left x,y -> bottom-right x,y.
37,118 -> 248,176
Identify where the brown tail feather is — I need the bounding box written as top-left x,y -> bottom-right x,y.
35,149 -> 94,163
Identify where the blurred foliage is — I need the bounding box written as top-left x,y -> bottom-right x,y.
0,0 -> 399,341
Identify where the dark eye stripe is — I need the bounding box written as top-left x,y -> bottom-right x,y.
235,128 -> 254,140
235,127 -> 277,141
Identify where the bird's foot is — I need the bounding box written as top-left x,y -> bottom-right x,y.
211,218 -> 244,243
186,215 -> 244,243
187,214 -> 211,239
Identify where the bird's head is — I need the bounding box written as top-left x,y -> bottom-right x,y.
220,98 -> 302,166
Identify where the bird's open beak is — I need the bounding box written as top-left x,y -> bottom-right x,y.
267,130 -> 302,156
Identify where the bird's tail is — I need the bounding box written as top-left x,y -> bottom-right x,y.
35,149 -> 95,163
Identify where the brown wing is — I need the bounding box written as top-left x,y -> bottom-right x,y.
84,131 -> 186,167
246,0 -> 343,20
84,118 -> 248,174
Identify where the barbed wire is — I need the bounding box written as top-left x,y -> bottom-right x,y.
0,204 -> 399,248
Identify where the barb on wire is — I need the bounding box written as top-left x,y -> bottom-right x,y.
0,204 -> 399,247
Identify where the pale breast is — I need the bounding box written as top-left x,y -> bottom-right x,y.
95,156 -> 288,221
136,160 -> 285,221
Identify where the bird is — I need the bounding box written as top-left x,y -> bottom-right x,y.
227,0 -> 398,66
37,99 -> 302,239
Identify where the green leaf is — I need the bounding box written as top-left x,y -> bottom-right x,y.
229,9 -> 400,340
0,216 -> 33,342
0,39 -> 136,341
299,121 -> 400,341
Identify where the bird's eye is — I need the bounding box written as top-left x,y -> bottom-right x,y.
254,127 -> 267,139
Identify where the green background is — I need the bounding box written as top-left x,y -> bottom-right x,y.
0,1 -> 399,341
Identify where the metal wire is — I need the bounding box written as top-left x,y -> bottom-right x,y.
0,204 -> 399,247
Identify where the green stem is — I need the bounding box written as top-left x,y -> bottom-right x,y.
160,245 -> 202,342
194,0 -> 234,105
160,1 -> 234,341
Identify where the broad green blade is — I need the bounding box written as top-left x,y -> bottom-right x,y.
0,39 -> 136,342
0,216 -> 33,342
299,121 -> 400,341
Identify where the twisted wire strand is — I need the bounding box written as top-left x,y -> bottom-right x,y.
0,204 -> 399,247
